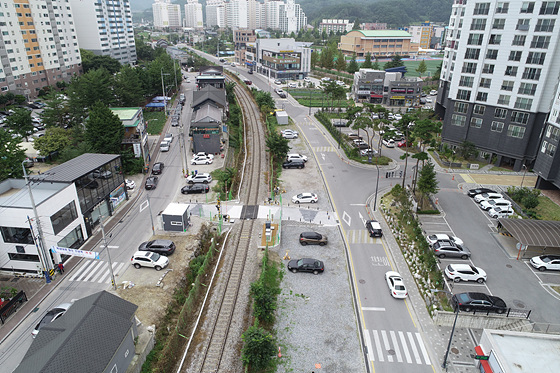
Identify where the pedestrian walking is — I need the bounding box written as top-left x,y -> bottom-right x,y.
58,262 -> 64,274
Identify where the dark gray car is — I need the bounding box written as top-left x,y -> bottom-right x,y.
432,240 -> 471,259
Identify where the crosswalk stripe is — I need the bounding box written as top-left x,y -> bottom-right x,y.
416,332 -> 431,364
90,262 -> 109,283
373,330 -> 384,362
364,329 -> 375,362
314,146 -> 335,152
381,330 -> 392,362
399,331 -> 412,363
347,230 -> 379,244
69,260 -> 93,281
70,260 -> 97,281
390,330 -> 403,363
80,261 -> 104,282
69,260 -> 126,283
408,332 -> 422,364
105,262 -> 126,283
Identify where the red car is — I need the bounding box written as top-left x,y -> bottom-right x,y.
398,140 -> 413,148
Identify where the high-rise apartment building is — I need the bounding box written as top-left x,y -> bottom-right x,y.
184,0 -> 203,29
408,22 -> 434,50
206,0 -> 226,28
152,0 -> 182,29
279,0 -> 307,34
226,0 -> 249,29
437,0 -> 560,172
0,0 -> 82,99
70,0 -> 136,65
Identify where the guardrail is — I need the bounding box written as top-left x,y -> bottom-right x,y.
0,290 -> 27,324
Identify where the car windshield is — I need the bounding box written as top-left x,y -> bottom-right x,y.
297,259 -> 304,266
149,252 -> 161,261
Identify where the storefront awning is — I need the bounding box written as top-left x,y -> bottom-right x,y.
370,94 -> 383,98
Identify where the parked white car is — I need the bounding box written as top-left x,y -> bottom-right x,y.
195,152 -> 214,160
131,251 -> 169,271
125,179 -> 136,190
488,206 -> 515,218
282,130 -> 298,139
164,133 -> 173,143
288,82 -> 297,88
382,139 -> 395,148
426,234 -> 464,247
287,153 -> 308,162
474,192 -> 504,203
191,155 -> 213,165
530,255 -> 560,271
480,198 -> 511,211
444,264 -> 487,283
186,173 -> 212,184
292,192 -> 318,204
393,114 -> 402,121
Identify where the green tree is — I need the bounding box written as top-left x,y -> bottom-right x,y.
85,101 -> 124,154
335,51 -> 347,72
241,322 -> 276,371
362,52 -> 373,69
433,61 -> 442,80
352,18 -> 361,30
347,53 -> 360,74
319,46 -> 335,69
412,151 -> 429,192
0,128 -> 26,181
33,127 -> 72,155
458,140 -> 477,160
114,65 -> 144,107
80,49 -> 121,74
5,108 -> 34,141
311,50 -> 320,68
417,161 -> 439,209
40,91 -> 71,128
135,37 -> 155,61
416,59 -> 427,76
371,57 -> 381,70
265,131 -> 290,160
384,55 -> 404,69
68,68 -> 115,112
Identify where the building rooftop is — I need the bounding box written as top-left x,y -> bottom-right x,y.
353,30 -> 412,38
109,107 -> 141,121
30,153 -> 120,183
0,179 -> 69,209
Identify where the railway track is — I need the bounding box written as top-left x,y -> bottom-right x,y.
187,77 -> 267,373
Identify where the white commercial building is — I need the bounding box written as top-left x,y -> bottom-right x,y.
0,0 -> 82,99
70,0 -> 136,65
152,0 -> 182,29
253,38 -> 311,80
184,0 -> 204,29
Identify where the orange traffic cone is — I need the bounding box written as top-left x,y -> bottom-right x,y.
278,347 -> 282,358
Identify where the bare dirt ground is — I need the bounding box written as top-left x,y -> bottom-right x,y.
469,173 -> 538,186
114,218 -> 208,327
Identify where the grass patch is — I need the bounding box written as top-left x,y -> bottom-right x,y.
551,286 -> 560,295
144,111 -> 167,135
533,196 -> 560,221
402,59 -> 442,78
489,166 -> 514,172
290,88 -> 353,108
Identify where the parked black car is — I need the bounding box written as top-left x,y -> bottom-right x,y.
287,258 -> 324,275
282,159 -> 305,169
451,292 -> 507,314
145,176 -> 159,190
299,232 -> 328,246
467,187 -> 496,198
152,162 -> 164,175
138,240 -> 176,256
181,184 -> 210,194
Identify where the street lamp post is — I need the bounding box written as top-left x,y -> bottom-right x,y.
161,67 -> 167,118
430,288 -> 459,370
520,163 -> 528,187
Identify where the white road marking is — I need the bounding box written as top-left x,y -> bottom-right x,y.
373,330 -> 384,362
399,331 -> 412,363
342,211 -> 351,226
416,333 -> 431,364
362,307 -> 386,311
407,332 -> 422,364
69,260 -> 97,281
381,330 -> 393,362
321,153 -> 325,160
365,330 -> 375,362
390,330 -> 403,362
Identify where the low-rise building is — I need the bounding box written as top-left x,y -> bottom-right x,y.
339,30 -> 418,58
252,38 -> 312,81
110,108 -> 149,165
319,19 -> 353,34
234,29 -> 257,66
352,68 -> 423,107
361,23 -> 388,30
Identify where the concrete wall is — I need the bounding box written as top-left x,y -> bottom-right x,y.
434,310 -> 532,331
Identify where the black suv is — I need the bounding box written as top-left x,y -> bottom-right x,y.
282,159 -> 305,169
299,232 -> 328,246
138,240 -> 176,256
287,258 -> 324,274
365,220 -> 383,237
152,162 -> 164,175
451,292 -> 507,314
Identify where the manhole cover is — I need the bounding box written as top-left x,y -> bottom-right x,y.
451,347 -> 460,354
506,264 -> 513,268
359,279 -> 366,284
387,349 -> 396,355
513,300 -> 526,309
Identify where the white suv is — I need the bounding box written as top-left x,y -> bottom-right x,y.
480,198 -> 511,211
287,153 -> 308,162
488,206 -> 514,218
474,192 -> 503,203
186,173 -> 212,184
160,141 -> 170,152
131,251 -> 169,271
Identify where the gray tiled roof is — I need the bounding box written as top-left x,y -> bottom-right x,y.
193,103 -> 222,123
30,153 -> 120,183
192,88 -> 226,109
14,291 -> 138,373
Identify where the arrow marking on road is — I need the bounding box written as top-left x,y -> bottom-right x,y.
342,211 -> 351,226
321,153 -> 325,160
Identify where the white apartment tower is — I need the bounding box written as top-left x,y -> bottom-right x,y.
185,0 -> 203,29
152,0 -> 182,29
0,0 -> 82,99
70,0 -> 136,65
437,0 -> 560,171
279,0 -> 307,34
226,0 -> 249,29
206,0 -> 226,28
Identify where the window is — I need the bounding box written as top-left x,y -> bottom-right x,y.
530,35 -> 551,48
476,92 -> 489,101
498,95 -> 511,105
518,82 -> 537,95
479,78 -> 492,88
451,114 -> 466,127
482,64 -> 495,74
517,19 -> 531,30
512,35 -> 526,46
8,253 -> 39,262
541,141 -> 556,156
511,111 -> 530,124
526,52 -> 546,65
509,51 -> 522,61
465,48 -> 480,59
486,49 -> 498,59
535,18 -> 555,32
474,2 -> 491,14
489,34 -> 502,44
522,67 -> 541,80
505,66 -> 518,76
1,227 -> 34,244
467,33 -> 484,45
521,1 -> 535,13
471,117 -> 483,128
455,102 -> 469,113
50,202 -> 78,235
507,125 -> 526,138
459,76 -> 474,87
495,108 -> 508,118
546,125 -> 560,141
462,62 -> 477,73
492,18 -> 506,29
514,97 -> 533,110
473,105 -> 486,115
491,121 -> 504,132
496,2 -> 509,13
501,81 -> 514,91
471,18 -> 487,30
539,1 -> 559,14
457,90 -> 471,101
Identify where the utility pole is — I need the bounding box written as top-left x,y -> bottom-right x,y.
99,218 -> 117,290
161,67 -> 167,118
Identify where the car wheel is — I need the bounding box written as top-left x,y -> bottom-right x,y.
311,200 -> 316,203
206,161 -> 210,164
319,242 -> 326,246
477,278 -> 485,284
461,254 -> 469,260
464,307 -> 472,312
291,268 -> 297,273
497,308 -> 505,314
300,241 -> 308,246
453,277 -> 461,283
155,266 -> 162,271
295,200 -> 300,204
438,254 -> 446,259
282,165 -> 287,169
134,263 -> 141,269
538,266 -> 546,272
313,270 -> 319,275
203,180 -> 209,184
